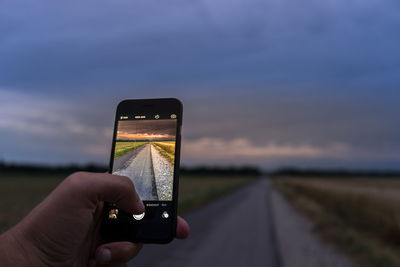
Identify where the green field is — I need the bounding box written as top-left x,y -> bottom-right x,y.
114,141 -> 147,158
0,172 -> 256,233
152,141 -> 175,164
178,176 -> 255,214
273,176 -> 400,267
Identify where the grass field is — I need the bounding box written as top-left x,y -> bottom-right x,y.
152,141 -> 175,164
114,141 -> 147,158
178,176 -> 256,214
0,172 -> 256,233
273,176 -> 400,267
0,173 -> 64,233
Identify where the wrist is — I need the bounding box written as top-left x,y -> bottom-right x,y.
0,227 -> 42,267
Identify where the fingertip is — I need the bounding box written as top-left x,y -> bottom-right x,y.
96,248 -> 112,264
99,174 -> 145,215
136,198 -> 145,214
176,216 -> 190,239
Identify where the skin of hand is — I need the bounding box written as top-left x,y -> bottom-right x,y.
0,172 -> 190,267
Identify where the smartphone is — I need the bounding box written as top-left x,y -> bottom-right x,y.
101,98 -> 183,243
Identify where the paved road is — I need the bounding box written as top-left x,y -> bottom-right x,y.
113,144 -> 146,172
114,143 -> 158,200
129,178 -> 280,267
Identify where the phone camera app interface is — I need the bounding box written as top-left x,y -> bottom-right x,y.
112,115 -> 177,203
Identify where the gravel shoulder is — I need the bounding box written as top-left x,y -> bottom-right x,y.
270,185 -> 357,267
150,143 -> 173,201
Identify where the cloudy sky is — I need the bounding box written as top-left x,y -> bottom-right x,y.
117,120 -> 176,140
1,0 -> 399,170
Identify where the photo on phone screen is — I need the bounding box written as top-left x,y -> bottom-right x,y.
112,119 -> 176,201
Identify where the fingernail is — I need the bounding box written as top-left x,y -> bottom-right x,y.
98,248 -> 112,263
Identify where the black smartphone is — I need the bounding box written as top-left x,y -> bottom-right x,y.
101,98 -> 183,243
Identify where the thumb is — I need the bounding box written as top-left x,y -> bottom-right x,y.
66,172 -> 145,215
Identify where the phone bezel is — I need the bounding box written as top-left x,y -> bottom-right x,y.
104,98 -> 182,244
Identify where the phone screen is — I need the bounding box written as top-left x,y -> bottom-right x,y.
112,116 -> 177,201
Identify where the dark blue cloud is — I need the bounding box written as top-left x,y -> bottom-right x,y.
1,0 -> 399,91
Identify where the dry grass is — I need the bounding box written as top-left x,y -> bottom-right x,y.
152,141 -> 175,164
273,176 -> 400,267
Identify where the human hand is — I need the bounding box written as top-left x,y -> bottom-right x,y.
0,172 -> 190,267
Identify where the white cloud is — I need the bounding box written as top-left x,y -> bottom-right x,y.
0,89 -> 107,139
0,89 -> 114,163
182,137 -> 350,162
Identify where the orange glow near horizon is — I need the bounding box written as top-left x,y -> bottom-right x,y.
117,131 -> 174,140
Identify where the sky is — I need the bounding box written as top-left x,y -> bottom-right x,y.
117,120 -> 176,141
0,0 -> 399,170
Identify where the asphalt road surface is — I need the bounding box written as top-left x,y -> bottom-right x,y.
113,143 -> 158,200
129,178 -> 280,267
